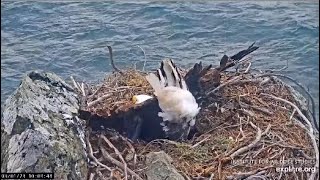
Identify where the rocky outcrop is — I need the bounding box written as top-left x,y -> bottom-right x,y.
145,151 -> 184,180
1,71 -> 87,179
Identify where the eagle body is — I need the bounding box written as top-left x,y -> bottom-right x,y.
156,86 -> 199,123
86,43 -> 260,142
144,59 -> 200,140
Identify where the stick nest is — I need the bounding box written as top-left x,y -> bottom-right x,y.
78,68 -> 319,180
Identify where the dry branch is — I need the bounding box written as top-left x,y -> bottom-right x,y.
192,135 -> 211,148
100,147 -> 143,180
258,73 -> 318,131
107,46 -> 123,74
261,93 -> 319,180
206,76 -> 241,95
70,76 -> 81,92
87,94 -> 113,108
86,135 -> 112,172
229,122 -> 270,159
100,135 -> 128,180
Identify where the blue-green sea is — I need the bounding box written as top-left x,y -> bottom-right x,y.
1,1 -> 319,125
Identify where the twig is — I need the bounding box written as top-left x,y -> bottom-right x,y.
236,113 -> 250,142
87,94 -> 113,108
100,135 -> 128,180
234,56 -> 254,72
133,61 -> 138,70
206,76 -> 241,95
204,119 -> 249,135
119,136 -> 137,167
192,135 -> 211,148
89,173 -> 95,180
209,173 -> 214,180
240,102 -> 273,116
100,147 -> 144,180
289,109 -> 297,121
230,122 -> 269,159
95,169 -> 107,180
137,45 -> 147,71
261,140 -> 305,150
81,82 -> 86,97
218,160 -> 222,180
107,46 -> 123,74
238,108 -> 255,117
88,83 -> 105,99
181,172 -> 192,180
269,148 -> 286,160
85,135 -> 112,172
226,166 -> 272,180
261,93 -> 319,180
259,77 -> 271,86
244,62 -> 252,73
77,82 -> 82,92
238,115 -> 246,141
70,76 -> 81,92
258,73 -> 318,131
227,122 -> 270,158
231,79 -> 264,85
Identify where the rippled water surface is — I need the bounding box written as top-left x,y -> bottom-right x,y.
1,1 -> 319,121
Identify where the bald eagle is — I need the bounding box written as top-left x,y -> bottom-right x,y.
146,59 -> 200,140
83,43 -> 260,142
127,59 -> 200,141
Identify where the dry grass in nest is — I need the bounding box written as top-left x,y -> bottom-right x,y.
85,69 -> 153,117
76,69 -> 318,180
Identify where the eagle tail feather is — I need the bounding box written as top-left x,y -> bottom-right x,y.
145,73 -> 163,94
159,59 -> 188,90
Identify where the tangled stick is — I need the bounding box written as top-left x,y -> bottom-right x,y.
81,48 -> 318,179
118,135 -> 138,167
100,134 -> 128,180
85,135 -> 112,172
87,94 -> 113,108
99,147 -> 144,180
218,122 -> 270,179
70,76 -> 87,98
258,73 -> 318,131
229,122 -> 270,159
261,93 -> 319,180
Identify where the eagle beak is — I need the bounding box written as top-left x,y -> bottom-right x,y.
132,96 -> 138,104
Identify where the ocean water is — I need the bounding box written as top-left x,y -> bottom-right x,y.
1,1 -> 319,124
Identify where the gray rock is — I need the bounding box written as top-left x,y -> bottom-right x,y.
1,71 -> 87,179
145,151 -> 184,180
